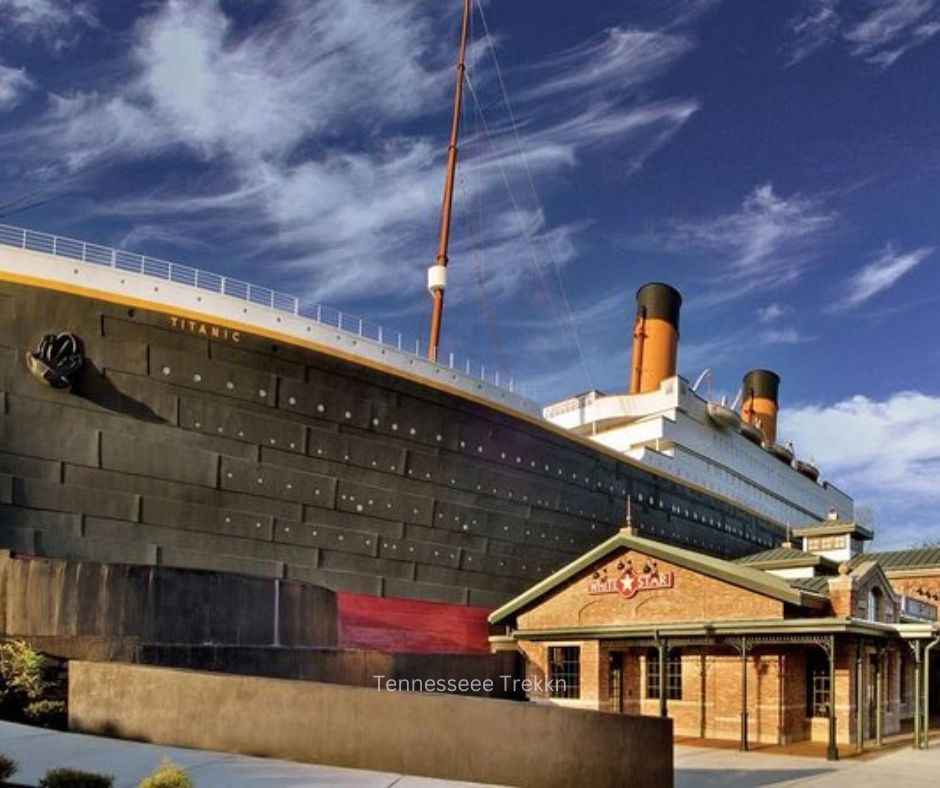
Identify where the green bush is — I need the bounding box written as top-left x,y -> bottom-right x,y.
24,699 -> 68,728
139,759 -> 193,788
0,639 -> 48,702
38,766 -> 114,788
0,753 -> 18,782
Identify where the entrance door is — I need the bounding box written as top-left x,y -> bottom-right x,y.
609,651 -> 624,713
867,655 -> 878,739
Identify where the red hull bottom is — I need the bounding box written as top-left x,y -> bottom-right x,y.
337,593 -> 492,653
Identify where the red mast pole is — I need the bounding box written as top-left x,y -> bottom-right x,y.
427,0 -> 472,363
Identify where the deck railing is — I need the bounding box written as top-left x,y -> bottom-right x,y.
0,223 -> 518,394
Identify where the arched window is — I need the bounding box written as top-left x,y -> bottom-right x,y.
868,587 -> 884,622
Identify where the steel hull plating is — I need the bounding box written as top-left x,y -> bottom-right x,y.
0,281 -> 786,648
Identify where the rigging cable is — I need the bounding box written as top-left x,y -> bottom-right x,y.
464,72 -> 594,396
473,0 -> 595,394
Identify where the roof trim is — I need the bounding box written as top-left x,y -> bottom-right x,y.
509,616 -> 919,641
793,521 -> 874,540
488,531 -> 827,625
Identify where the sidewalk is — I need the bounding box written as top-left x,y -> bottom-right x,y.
675,739 -> 940,787
0,721 -> 499,788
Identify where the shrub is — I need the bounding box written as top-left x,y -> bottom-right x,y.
139,759 -> 193,788
24,699 -> 68,728
0,753 -> 18,781
38,766 -> 114,788
0,639 -> 48,701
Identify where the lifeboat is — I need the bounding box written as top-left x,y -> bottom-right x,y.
740,420 -> 763,445
707,402 -> 741,430
792,459 -> 820,482
762,440 -> 794,464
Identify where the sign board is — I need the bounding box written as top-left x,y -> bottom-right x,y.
588,561 -> 674,600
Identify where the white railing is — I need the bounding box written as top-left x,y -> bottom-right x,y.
0,223 -> 519,394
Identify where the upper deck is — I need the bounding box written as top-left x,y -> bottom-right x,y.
0,224 -> 539,418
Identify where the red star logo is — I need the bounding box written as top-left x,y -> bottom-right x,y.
616,570 -> 639,599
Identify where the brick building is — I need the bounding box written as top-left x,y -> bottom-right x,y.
489,513 -> 940,760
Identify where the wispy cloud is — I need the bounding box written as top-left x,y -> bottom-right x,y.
759,326 -> 815,345
837,242 -> 933,309
519,27 -> 693,102
0,0 -> 96,47
845,0 -> 940,67
782,0 -> 841,67
0,63 -> 32,110
1,0 -> 701,308
757,302 -> 790,322
783,0 -> 940,68
669,183 -> 836,303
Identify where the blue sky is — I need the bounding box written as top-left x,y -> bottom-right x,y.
0,0 -> 939,548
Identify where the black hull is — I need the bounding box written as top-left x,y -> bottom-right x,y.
0,280 -> 785,610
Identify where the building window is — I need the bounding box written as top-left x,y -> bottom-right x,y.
868,587 -> 884,622
646,648 -> 682,700
806,535 -> 846,551
548,646 -> 580,699
806,653 -> 831,718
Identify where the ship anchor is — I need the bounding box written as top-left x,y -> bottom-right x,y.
25,332 -> 85,390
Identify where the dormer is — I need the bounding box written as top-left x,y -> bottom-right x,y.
793,508 -> 873,564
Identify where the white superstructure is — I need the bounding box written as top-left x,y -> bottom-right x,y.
544,376 -> 853,528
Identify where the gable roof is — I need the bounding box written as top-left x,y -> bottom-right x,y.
488,530 -> 829,625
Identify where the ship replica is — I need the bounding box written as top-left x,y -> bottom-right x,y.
0,1 -> 850,651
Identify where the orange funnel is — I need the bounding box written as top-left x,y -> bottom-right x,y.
742,369 -> 780,443
630,283 -> 682,394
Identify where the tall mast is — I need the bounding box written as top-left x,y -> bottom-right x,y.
427,0 -> 472,363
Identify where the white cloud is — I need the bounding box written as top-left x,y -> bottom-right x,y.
780,391 -> 940,547
759,327 -> 815,344
838,243 -> 932,309
0,0 -> 95,46
0,0 -> 702,339
670,183 -> 836,302
757,302 -> 789,322
782,0 -> 940,68
0,63 -> 32,109
845,0 -> 940,67
519,27 -> 693,102
783,0 -> 842,66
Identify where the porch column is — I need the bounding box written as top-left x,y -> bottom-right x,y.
827,636 -> 839,761
875,647 -> 883,747
855,640 -> 864,753
913,641 -> 923,750
658,640 -> 668,718
740,636 -> 748,752
924,636 -> 940,749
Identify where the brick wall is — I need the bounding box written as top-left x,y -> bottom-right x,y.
517,548 -> 783,632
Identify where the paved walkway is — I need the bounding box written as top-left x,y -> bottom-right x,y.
0,721 -> 497,788
5,719 -> 940,787
675,741 -> 940,787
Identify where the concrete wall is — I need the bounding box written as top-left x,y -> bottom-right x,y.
0,551 -> 338,648
137,644 -> 524,698
69,661 -> 673,788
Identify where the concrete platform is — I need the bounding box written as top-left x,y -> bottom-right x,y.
0,721 -> 500,788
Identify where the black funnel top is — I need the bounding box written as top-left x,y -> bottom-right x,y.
635,283 -> 682,328
743,369 -> 780,402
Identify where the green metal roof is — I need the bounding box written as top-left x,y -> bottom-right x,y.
851,547 -> 940,571
787,576 -> 832,595
736,546 -> 837,570
488,530 -> 828,625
